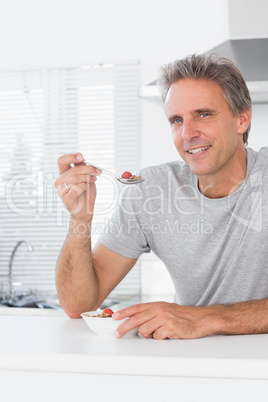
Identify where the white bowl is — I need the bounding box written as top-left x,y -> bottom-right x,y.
81,311 -> 139,338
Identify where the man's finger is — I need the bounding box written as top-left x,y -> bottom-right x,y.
114,308 -> 156,338
57,152 -> 84,174
113,303 -> 152,320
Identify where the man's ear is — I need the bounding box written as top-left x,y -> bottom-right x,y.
237,109 -> 251,134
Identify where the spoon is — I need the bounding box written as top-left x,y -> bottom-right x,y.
84,161 -> 144,184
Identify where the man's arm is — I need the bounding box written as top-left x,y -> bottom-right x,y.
55,153 -> 137,318
56,234 -> 137,318
113,299 -> 268,339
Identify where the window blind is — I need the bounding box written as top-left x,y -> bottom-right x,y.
0,61 -> 141,301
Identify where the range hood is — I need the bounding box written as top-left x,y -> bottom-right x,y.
140,38 -> 268,104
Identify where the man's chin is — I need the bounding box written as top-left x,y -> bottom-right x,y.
186,161 -> 212,177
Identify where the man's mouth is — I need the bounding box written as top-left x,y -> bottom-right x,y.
187,145 -> 211,155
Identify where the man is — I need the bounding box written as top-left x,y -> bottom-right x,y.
55,54 -> 268,339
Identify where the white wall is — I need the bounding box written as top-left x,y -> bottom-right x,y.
0,0 -> 228,83
249,104 -> 268,151
2,0 -> 267,297
228,0 -> 268,155
4,0 -> 268,174
229,0 -> 268,38
2,0 -> 267,298
5,0 -> 257,298
0,0 -> 229,168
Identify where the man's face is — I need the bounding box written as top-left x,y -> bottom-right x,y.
165,78 -> 248,180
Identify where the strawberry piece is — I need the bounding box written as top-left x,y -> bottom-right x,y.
103,308 -> 114,316
121,171 -> 132,179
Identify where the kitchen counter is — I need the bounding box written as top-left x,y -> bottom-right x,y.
1,309 -> 268,402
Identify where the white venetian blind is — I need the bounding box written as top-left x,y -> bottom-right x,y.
0,61 -> 141,300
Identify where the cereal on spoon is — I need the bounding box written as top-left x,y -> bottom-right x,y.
121,171 -> 144,181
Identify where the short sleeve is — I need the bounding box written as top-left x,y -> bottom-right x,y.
97,183 -> 151,258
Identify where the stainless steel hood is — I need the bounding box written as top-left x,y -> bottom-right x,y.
140,37 -> 268,104
207,38 -> 268,103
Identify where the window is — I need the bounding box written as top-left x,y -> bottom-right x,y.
0,61 -> 141,301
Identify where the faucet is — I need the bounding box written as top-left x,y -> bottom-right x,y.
8,240 -> 34,300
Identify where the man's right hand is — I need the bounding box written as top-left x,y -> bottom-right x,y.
54,152 -> 138,317
55,152 -> 102,223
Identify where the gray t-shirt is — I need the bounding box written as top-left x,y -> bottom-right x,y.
98,147 -> 268,306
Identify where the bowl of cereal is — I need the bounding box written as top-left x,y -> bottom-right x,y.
81,308 -> 138,338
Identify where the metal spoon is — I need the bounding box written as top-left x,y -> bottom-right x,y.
84,161 -> 144,184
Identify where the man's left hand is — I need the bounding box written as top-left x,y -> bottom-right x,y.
113,301 -> 220,339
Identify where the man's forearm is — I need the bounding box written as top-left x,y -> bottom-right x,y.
114,299 -> 268,339
208,298 -> 268,336
56,220 -> 99,318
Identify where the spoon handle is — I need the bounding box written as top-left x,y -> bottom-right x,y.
83,161 -> 118,179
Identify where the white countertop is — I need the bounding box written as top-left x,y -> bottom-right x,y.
1,309 -> 268,380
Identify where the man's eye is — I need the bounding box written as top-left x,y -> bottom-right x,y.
200,113 -> 210,118
172,118 -> 182,124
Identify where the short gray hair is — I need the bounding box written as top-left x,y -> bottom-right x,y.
157,54 -> 252,145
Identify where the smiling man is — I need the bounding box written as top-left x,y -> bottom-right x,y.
55,54 -> 268,339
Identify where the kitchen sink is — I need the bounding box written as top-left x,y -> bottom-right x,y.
0,293 -> 138,312
0,294 -> 62,309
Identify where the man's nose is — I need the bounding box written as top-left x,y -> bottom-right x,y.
181,120 -> 200,141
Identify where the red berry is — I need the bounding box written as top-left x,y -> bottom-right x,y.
103,308 -> 114,316
121,171 -> 132,179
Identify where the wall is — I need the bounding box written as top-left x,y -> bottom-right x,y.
228,0 -> 268,156
0,0 -> 230,168
0,0 -> 228,83
229,0 -> 268,38
2,0 -> 267,299
0,0 -> 230,298
139,0 -> 268,297
228,0 -> 268,160
250,104 -> 268,151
